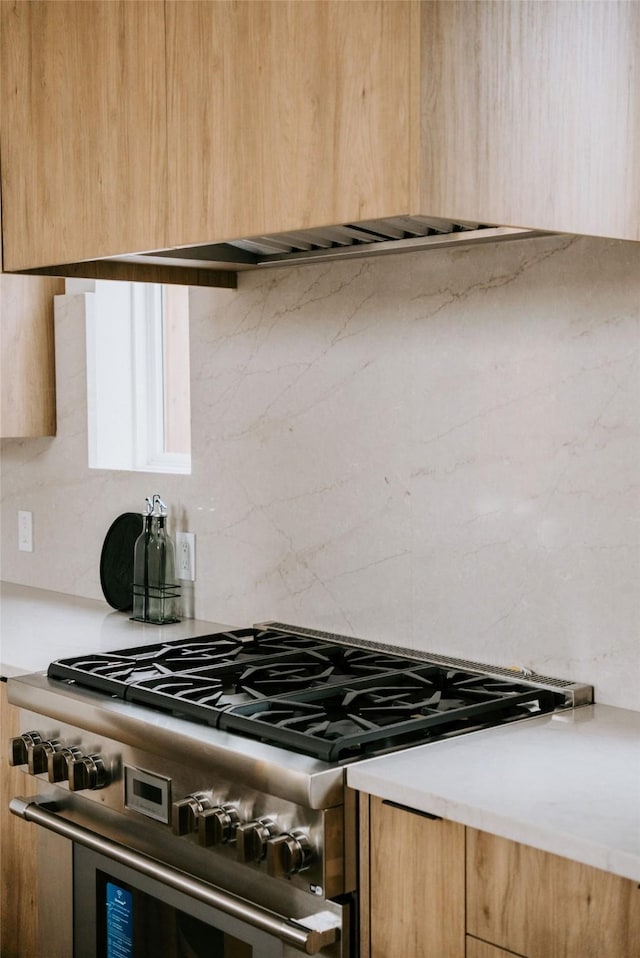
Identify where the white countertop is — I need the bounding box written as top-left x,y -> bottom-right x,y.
348,703 -> 640,882
0,581 -> 229,677
3,582 -> 639,882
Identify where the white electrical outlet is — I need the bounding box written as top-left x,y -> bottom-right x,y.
18,510 -> 33,552
175,531 -> 196,581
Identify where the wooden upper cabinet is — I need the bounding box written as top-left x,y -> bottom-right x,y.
0,271 -> 63,437
1,0 -> 638,278
0,200 -> 64,437
1,0 -> 416,271
0,0 -> 167,271
420,0 -> 640,241
165,0 -> 418,247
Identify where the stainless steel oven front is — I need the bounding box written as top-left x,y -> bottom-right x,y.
11,794 -> 346,958
7,679 -> 351,958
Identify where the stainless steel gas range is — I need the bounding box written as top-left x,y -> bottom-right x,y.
7,622 -> 592,958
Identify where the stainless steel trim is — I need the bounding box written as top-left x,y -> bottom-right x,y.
10,797 -> 340,956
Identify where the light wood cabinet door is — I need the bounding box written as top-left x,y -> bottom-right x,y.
2,0 -> 417,269
165,0 -> 418,247
467,829 -> 640,958
0,271 -> 64,437
362,796 -> 465,958
0,0 -> 167,271
0,681 -> 40,957
420,0 -> 640,241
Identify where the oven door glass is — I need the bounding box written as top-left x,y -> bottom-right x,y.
73,845 -> 285,958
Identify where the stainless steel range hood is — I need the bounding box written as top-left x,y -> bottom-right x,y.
109,214 -> 546,273
20,215 -> 548,288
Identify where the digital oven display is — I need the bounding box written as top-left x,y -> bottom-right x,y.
124,767 -> 171,824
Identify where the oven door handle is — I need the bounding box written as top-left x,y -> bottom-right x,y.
10,797 -> 340,955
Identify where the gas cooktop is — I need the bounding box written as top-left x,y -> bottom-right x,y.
46,624 -> 589,763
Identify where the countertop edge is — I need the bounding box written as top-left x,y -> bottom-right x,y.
347,706 -> 640,883
348,762 -> 640,883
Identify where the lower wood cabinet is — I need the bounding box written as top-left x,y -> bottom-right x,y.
0,681 -> 72,958
467,828 -> 640,958
362,795 -> 465,958
0,680 -> 40,957
359,794 -> 640,958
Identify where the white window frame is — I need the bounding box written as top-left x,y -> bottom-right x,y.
85,280 -> 191,475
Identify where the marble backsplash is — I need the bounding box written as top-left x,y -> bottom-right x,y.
1,234 -> 639,710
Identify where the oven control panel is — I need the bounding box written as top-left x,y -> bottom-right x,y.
171,791 -> 316,878
8,721 -> 347,900
10,730 -> 109,792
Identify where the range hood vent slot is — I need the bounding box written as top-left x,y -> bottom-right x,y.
111,215 -> 547,273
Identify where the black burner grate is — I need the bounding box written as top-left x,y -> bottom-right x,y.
219,666 -> 562,761
47,627 -> 564,762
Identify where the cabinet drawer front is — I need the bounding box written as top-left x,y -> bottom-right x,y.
467,829 -> 640,958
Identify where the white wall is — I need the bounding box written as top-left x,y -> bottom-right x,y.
1,234 -> 639,709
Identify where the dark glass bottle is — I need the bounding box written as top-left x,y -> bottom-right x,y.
132,495 -> 180,624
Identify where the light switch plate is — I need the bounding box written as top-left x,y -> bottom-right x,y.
18,510 -> 33,552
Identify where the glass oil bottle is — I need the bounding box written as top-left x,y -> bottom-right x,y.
132,494 -> 180,624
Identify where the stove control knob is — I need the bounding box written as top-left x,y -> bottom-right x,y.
68,753 -> 108,792
236,818 -> 277,863
9,731 -> 43,767
266,830 -> 313,878
48,745 -> 83,783
198,804 -> 240,847
28,739 -> 62,775
172,792 -> 211,837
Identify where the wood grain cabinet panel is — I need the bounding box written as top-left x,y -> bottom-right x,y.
362,797 -> 465,958
420,0 -> 640,241
467,828 -> 640,958
0,682 -> 40,957
1,0 -> 416,277
0,271 -> 64,437
466,940 -> 523,958
0,0 -> 167,270
165,0 -> 418,247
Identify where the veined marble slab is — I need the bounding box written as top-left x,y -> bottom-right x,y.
1,234 -> 639,710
